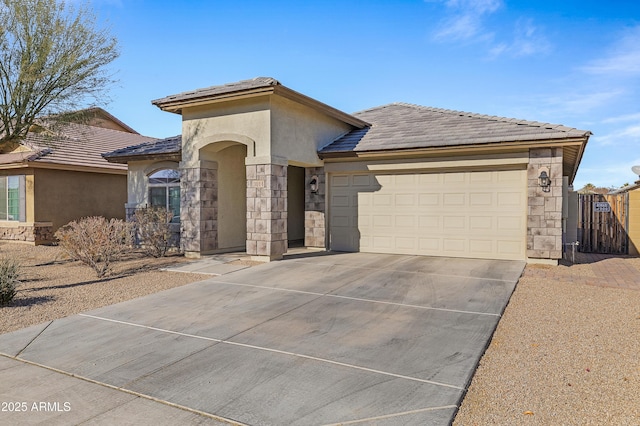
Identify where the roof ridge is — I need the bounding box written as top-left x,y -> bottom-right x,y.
356,102 -> 584,134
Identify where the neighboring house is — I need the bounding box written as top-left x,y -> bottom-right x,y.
103,77 -> 591,265
0,108 -> 156,244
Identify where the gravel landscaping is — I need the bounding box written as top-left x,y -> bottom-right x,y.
0,242 -> 207,334
454,258 -> 640,425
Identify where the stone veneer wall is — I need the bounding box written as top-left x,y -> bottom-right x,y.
246,164 -> 288,260
527,147 -> 564,260
180,160 -> 218,255
0,222 -> 54,245
304,167 -> 326,248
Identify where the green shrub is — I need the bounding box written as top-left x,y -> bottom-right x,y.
55,216 -> 132,278
132,207 -> 175,258
0,257 -> 21,306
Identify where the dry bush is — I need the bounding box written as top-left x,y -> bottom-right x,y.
132,207 -> 176,258
0,257 -> 21,306
55,216 -> 132,278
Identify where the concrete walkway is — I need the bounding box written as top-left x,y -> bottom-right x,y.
0,252 -> 525,425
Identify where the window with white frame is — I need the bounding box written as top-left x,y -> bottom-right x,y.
148,169 -> 180,223
0,175 -> 26,222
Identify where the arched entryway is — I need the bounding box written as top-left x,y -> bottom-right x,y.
198,142 -> 247,252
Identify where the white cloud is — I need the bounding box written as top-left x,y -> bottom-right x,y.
431,0 -> 503,42
581,26 -> 640,76
445,0 -> 502,14
429,1 -> 549,58
602,112 -> 640,124
593,124 -> 640,146
488,18 -> 551,58
538,90 -> 624,117
433,14 -> 486,41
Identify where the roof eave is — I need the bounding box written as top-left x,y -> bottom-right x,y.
102,152 -> 182,164
319,136 -> 589,165
152,86 -> 277,114
568,133 -> 590,185
152,85 -> 370,129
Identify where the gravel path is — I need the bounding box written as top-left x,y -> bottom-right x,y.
0,242 -> 208,334
454,257 -> 640,425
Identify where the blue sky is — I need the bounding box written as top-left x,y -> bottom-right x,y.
90,0 -> 640,189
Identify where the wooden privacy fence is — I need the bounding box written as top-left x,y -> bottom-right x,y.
578,193 -> 629,254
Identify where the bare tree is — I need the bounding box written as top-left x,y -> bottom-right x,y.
0,0 -> 119,146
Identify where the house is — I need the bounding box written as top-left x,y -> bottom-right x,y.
103,77 -> 591,265
0,108 -> 156,244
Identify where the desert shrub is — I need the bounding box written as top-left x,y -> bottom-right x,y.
0,257 -> 21,306
55,216 -> 132,278
132,206 -> 176,258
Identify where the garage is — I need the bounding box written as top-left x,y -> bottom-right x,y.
329,168 -> 527,260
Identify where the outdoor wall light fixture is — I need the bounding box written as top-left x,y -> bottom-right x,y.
309,176 -> 319,193
538,170 -> 551,192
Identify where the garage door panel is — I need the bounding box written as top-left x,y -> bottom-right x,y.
443,239 -> 466,253
419,194 -> 440,205
469,216 -> 493,230
329,170 -> 526,260
470,193 -> 493,206
443,193 -> 465,206
331,175 -> 350,186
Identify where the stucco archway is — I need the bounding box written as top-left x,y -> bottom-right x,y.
199,141 -> 248,251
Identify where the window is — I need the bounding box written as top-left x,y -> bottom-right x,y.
148,169 -> 180,223
0,175 -> 26,221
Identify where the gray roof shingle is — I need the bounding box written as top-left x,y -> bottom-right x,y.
102,135 -> 181,163
319,103 -> 591,155
0,123 -> 157,171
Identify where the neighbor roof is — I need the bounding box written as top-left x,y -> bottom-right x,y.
0,111 -> 156,173
103,135 -> 182,163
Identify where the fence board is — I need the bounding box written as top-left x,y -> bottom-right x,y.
578,193 -> 628,254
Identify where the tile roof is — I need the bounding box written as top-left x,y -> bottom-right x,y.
0,122 -> 157,171
102,135 -> 182,163
152,77 -> 280,106
319,103 -> 591,155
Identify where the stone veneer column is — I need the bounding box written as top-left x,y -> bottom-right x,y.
246,163 -> 287,261
180,160 -> 218,257
304,167 -> 326,248
527,147 -> 564,261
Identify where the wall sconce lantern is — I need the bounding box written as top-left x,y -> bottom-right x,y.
538,170 -> 551,192
309,176 -> 319,193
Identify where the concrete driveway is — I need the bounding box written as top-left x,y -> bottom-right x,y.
0,252 -> 524,425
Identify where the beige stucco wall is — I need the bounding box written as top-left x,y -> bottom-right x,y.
270,96 -> 353,167
125,160 -> 180,209
180,94 -> 353,168
181,97 -> 271,166
33,168 -> 127,231
629,189 -> 640,256
200,144 -> 247,249
324,151 -> 530,173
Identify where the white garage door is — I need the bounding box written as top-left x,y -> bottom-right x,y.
329,169 -> 527,260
